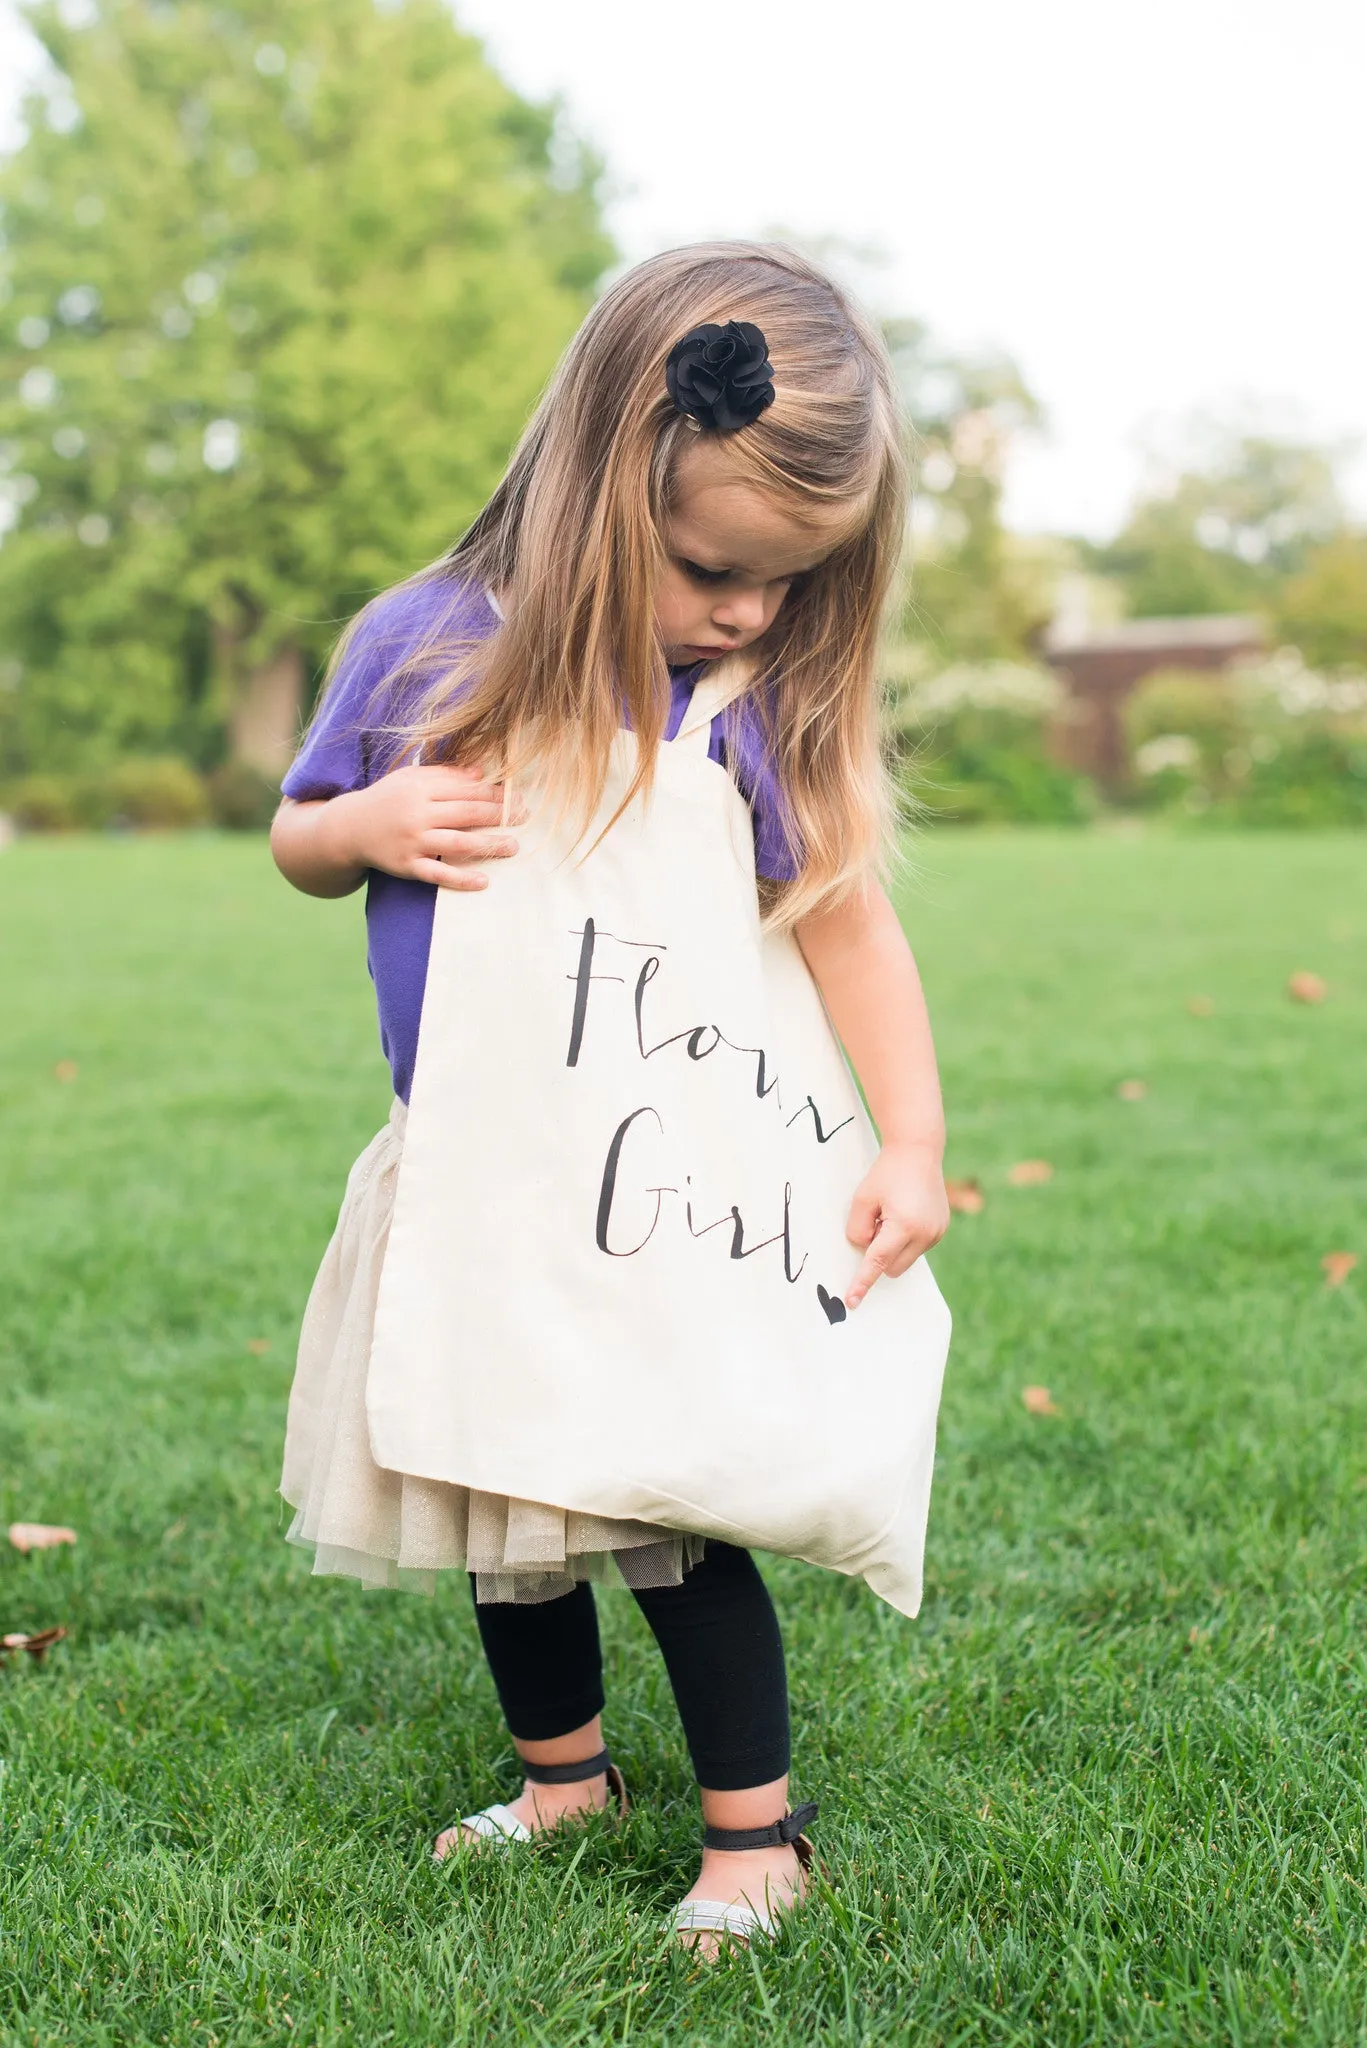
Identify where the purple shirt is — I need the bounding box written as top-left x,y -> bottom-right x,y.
282,573 -> 799,1102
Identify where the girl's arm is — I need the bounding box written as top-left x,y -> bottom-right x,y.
795,882 -> 949,1310
270,763 -> 524,899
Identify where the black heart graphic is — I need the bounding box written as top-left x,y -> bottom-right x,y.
817,1283 -> 847,1326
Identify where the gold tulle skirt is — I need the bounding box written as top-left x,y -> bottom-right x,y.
281,1102 -> 703,1603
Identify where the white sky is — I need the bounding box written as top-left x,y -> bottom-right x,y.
4,0 -> 1365,536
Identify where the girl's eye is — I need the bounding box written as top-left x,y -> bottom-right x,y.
680,558 -> 731,587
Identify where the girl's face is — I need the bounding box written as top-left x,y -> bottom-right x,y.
656,439 -> 852,666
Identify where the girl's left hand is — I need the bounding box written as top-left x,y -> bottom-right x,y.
843,1141 -> 950,1310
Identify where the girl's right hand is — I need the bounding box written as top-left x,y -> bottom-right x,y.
339,763 -> 526,892
271,765 -> 527,900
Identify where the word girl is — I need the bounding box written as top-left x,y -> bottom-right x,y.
272,243 -> 951,1951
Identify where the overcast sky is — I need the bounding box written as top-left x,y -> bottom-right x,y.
4,0 -> 1364,536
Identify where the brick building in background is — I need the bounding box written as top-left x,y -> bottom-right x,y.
1043,614 -> 1267,785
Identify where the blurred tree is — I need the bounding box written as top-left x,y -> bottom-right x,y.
0,0 -> 610,777
1276,532 -> 1367,670
885,320 -> 1048,664
1089,424 -> 1347,620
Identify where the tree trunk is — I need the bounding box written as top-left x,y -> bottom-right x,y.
226,641 -> 305,778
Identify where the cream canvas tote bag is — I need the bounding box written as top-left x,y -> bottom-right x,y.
367,665 -> 950,1615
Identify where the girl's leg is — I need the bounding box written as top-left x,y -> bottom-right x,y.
433,1579 -> 612,1856
472,1577 -> 606,1741
631,1543 -> 804,1925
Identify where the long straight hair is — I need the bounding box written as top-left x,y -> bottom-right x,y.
326,242 -> 909,927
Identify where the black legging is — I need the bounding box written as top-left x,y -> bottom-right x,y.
470,1541 -> 790,1791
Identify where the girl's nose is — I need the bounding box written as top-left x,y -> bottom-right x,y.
712,586 -> 767,635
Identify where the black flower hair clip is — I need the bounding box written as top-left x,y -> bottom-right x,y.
665,321 -> 775,433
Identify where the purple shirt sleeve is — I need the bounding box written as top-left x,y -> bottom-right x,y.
282,576 -> 496,802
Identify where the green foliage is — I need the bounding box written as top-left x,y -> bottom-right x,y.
3,767 -> 82,829
1090,425 -> 1347,620
1277,531 -> 1367,670
103,752 -> 209,826
2,833 -> 1365,2042
206,756 -> 279,828
1218,729 -> 1367,827
911,736 -> 1094,825
1123,656 -> 1367,826
4,750 -> 210,827
1124,667 -> 1247,790
1095,520 -> 1262,619
884,323 -> 1051,662
0,0 -> 612,775
894,658 -> 1093,825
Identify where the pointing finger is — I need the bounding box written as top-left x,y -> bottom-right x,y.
845,1217 -> 915,1309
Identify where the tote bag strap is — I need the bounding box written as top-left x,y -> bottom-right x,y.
671,653 -> 759,753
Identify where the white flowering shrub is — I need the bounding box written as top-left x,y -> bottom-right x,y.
1135,734 -> 1201,777
891,659 -> 1092,824
895,660 -> 1064,734
1231,648 -> 1367,723
1123,656 -> 1367,823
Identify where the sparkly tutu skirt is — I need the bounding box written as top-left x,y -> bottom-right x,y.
281,1101 -> 703,1603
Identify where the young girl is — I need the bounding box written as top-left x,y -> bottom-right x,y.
272,242 -> 951,1949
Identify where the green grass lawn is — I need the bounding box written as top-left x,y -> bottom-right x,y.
1,829 -> 1364,2047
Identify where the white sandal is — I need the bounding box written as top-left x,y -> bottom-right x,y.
667,1802 -> 819,1946
455,1802 -> 533,1847
434,1747 -> 629,1859
669,1896 -> 785,1941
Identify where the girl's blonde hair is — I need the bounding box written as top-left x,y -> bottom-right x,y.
333,241 -> 908,928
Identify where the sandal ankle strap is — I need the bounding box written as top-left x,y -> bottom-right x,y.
520,1747 -> 612,1786
703,1800 -> 818,1852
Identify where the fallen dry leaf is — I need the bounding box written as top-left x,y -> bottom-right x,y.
1288,971 -> 1328,1004
0,1626 -> 67,1665
246,1338 -> 271,1356
1021,1385 -> 1060,1416
7,1524 -> 78,1555
1117,1078 -> 1147,1101
1322,1251 -> 1358,1288
1008,1159 -> 1054,1187
945,1177 -> 985,1215
52,1059 -> 78,1083
1186,995 -> 1215,1017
